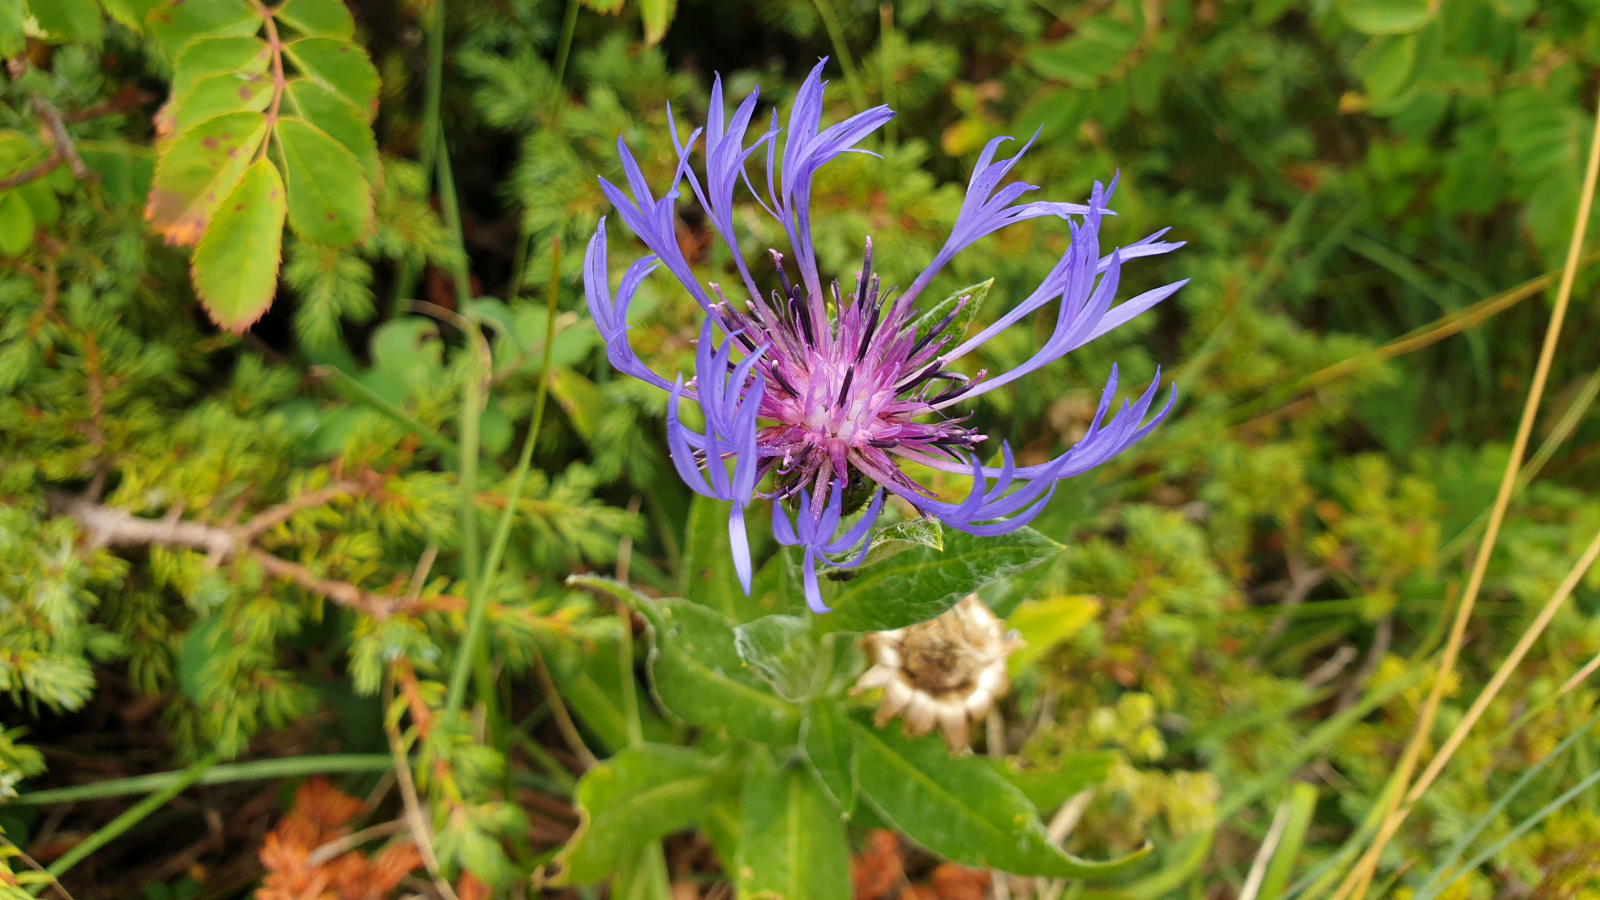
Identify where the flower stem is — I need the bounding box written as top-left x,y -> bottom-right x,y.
389,0 -> 449,319
554,0 -> 580,84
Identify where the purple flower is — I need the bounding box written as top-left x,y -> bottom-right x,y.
583,59 -> 1186,614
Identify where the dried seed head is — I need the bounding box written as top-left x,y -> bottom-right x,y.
852,594 -> 1024,751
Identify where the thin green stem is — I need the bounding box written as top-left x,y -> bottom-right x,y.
812,0 -> 868,110
554,0 -> 580,84
27,756 -> 217,895
879,3 -> 897,147
446,238 -> 562,717
390,0 -> 449,319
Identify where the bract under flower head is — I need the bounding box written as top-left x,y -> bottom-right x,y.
583,59 -> 1187,613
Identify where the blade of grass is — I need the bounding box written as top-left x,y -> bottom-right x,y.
1239,798 -> 1294,900
25,756 -> 216,895
1417,764 -> 1600,900
1439,364 -> 1600,563
1337,91 -> 1600,900
1257,783 -> 1318,900
4,754 -> 392,806
1411,713 -> 1600,900
812,0 -> 868,110
312,365 -> 464,467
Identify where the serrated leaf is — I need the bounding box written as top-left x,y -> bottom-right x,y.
171,70 -> 273,134
191,157 -> 285,332
735,754 -> 852,900
273,0 -> 354,38
571,576 -> 802,744
97,0 -> 148,31
1338,0 -> 1433,34
733,614 -> 818,702
801,701 -> 856,813
284,36 -> 379,121
912,279 -> 992,346
145,0 -> 259,57
284,78 -> 379,184
146,110 -> 268,245
851,720 -> 1151,878
554,744 -> 735,885
30,0 -> 103,44
0,192 -> 35,256
275,115 -> 372,245
822,527 -> 1063,633
171,36 -> 270,100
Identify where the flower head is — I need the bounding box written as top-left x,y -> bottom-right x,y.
584,60 -> 1186,613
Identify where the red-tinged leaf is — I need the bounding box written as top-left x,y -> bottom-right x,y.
146,110 -> 268,246
191,157 -> 286,332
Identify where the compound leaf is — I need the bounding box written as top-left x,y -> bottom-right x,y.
284,36 -> 379,121
275,115 -> 372,245
191,157 -> 285,333
146,109 -> 268,246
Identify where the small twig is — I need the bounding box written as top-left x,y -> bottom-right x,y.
1038,790 -> 1096,900
0,832 -> 75,900
31,97 -> 92,182
987,708 -> 1011,900
408,545 -> 440,599
1303,646 -> 1358,691
1337,614 -> 1392,711
0,153 -> 63,190
306,818 -> 410,867
384,703 -> 460,900
239,480 -> 365,540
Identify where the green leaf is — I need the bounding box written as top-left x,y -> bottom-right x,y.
639,0 -> 676,45
284,78 -> 379,184
171,70 -> 273,135
1352,34 -> 1416,103
96,0 -> 149,31
823,527 -> 1062,633
145,0 -> 259,57
274,115 -> 372,245
30,0 -> 103,44
734,753 -> 852,900
190,157 -> 286,333
78,141 -> 156,207
273,0 -> 355,38
15,181 -> 60,229
554,744 -> 735,885
800,701 -> 856,813
570,576 -> 802,744
283,37 -> 380,121
0,192 -> 35,256
858,518 -> 944,568
0,0 -> 24,57
145,110 -> 269,246
681,494 -> 746,620
1338,0 -> 1433,34
987,752 -> 1115,813
851,719 -> 1150,878
910,278 -> 992,345
732,614 -> 818,702
1005,594 -> 1101,675
171,36 -> 271,100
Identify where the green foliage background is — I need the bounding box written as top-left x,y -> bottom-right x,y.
5,0 -> 1600,897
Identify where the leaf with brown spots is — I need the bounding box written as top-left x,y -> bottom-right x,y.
144,0 -> 259,58
191,157 -> 285,332
276,115 -> 373,246
145,109 -> 268,246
